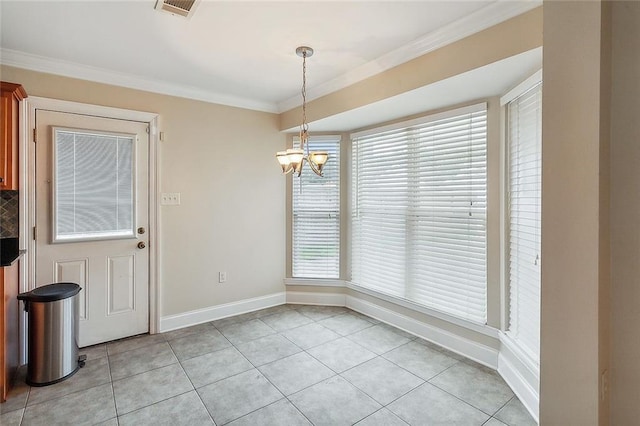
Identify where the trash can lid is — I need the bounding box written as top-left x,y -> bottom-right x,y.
17,282 -> 81,302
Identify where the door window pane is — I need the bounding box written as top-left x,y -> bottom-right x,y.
53,128 -> 135,242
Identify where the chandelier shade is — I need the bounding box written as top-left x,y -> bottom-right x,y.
276,46 -> 328,177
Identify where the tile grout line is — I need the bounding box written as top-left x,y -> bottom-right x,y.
426,378 -> 504,419
354,355 -> 459,419
111,343 -> 195,419
105,349 -> 122,426
214,314 -> 308,425
195,332 -> 282,425
10,304 -> 528,425
213,310 -> 351,425
168,331 -> 224,424
15,366 -> 29,426
115,389 -> 197,422
378,340 -> 461,383
108,339 -> 193,420
337,354 -> 425,408
488,394 -> 517,423
294,306 -> 496,424
275,315 -> 337,426
108,340 -> 176,377
355,406 -> 411,426
110,358 -> 180,384
422,356 -> 516,418
21,371 -> 112,410
259,312 -> 387,425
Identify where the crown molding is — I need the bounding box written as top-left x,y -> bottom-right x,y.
277,0 -> 542,113
0,1 -> 540,115
0,48 -> 279,113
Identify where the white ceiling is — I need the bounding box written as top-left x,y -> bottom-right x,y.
0,0 -> 541,120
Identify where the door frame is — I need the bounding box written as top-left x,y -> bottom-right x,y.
20,97 -> 160,361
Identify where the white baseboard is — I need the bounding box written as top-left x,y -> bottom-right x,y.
498,333 -> 540,422
285,288 -> 500,369
346,295 -> 499,369
286,290 -> 346,306
159,291 -> 286,332
160,286 -> 533,419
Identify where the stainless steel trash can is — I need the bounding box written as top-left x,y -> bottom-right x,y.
18,283 -> 84,386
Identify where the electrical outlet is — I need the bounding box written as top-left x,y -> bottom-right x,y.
218,272 -> 227,283
161,193 -> 181,205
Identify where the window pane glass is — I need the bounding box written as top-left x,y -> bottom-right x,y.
351,104 -> 487,323
54,128 -> 135,242
507,82 -> 542,365
292,136 -> 340,278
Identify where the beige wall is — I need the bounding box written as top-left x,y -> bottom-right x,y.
0,65 -> 286,317
540,1 -> 610,424
599,3 -> 612,424
610,1 -> 640,423
279,7 -> 542,131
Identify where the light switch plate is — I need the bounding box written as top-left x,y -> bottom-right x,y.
161,193 -> 181,205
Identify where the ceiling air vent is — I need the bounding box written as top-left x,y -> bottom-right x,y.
155,0 -> 199,18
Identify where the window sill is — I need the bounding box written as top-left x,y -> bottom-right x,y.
284,278 -> 497,338
284,278 -> 347,287
346,282 -> 498,338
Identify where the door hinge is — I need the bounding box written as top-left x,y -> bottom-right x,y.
32,226 -> 36,240
146,127 -> 150,134
33,128 -> 37,143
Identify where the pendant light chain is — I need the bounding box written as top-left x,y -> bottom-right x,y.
276,46 -> 329,177
301,49 -> 309,155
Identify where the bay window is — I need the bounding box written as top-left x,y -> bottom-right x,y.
350,104 -> 488,323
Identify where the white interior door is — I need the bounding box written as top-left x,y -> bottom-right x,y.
35,110 -> 149,347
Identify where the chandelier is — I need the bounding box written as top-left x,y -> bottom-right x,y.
276,46 -> 328,177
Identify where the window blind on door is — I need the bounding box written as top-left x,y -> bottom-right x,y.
53,128 -> 135,242
351,104 -> 487,323
507,82 -> 542,364
292,135 -> 340,278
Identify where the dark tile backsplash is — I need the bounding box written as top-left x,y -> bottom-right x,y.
0,190 -> 19,238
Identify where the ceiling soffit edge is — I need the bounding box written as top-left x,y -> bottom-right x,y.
275,0 -> 542,113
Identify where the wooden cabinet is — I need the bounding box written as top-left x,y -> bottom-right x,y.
1,83 -> 26,190
1,82 -> 26,402
1,263 -> 19,402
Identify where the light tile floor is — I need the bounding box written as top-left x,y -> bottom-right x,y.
0,304 -> 537,426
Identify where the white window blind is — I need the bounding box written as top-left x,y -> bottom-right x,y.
292,136 -> 340,278
507,82 -> 542,364
351,104 -> 487,323
53,128 -> 135,242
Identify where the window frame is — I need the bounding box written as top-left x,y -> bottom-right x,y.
290,134 -> 342,279
500,70 -> 543,368
52,126 -> 137,243
350,103 -> 489,324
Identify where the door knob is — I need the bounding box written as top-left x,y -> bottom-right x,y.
137,241 -> 146,249
138,227 -> 146,235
